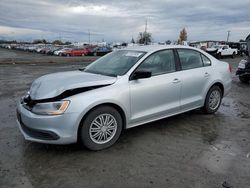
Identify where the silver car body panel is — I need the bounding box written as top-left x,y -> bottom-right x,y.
17,45 -> 232,144
30,71 -> 117,100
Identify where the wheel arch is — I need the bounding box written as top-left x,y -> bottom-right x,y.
77,102 -> 127,142
211,82 -> 224,97
203,81 -> 225,105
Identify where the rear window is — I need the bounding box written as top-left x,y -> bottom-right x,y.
177,49 -> 203,70
201,54 -> 211,66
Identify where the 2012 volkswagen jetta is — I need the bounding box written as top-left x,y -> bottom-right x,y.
16,46 -> 232,150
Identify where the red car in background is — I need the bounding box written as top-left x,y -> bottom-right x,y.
63,48 -> 88,56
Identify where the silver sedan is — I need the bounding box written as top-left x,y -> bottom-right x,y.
16,45 -> 232,150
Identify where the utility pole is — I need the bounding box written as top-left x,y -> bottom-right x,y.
144,19 -> 147,45
227,30 -> 231,42
88,29 -> 90,44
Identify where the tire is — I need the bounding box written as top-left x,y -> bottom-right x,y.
81,53 -> 85,56
202,86 -> 222,114
217,53 -> 222,59
232,52 -> 235,59
79,106 -> 123,151
66,54 -> 70,57
239,76 -> 249,83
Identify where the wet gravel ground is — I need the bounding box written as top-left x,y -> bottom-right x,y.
0,51 -> 250,188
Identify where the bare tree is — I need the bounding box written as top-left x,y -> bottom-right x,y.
137,31 -> 152,45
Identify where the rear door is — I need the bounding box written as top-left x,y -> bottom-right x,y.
129,49 -> 182,124
176,49 -> 213,111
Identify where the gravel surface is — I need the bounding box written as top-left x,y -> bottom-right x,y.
0,48 -> 249,188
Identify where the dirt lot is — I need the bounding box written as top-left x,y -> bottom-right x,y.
0,48 -> 250,188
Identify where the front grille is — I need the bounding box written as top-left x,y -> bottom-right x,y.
23,95 -> 36,109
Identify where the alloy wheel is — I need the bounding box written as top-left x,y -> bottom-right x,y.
89,114 -> 117,144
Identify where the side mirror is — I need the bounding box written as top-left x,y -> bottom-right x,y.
131,70 -> 152,80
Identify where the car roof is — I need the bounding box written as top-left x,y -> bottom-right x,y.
123,45 -> 200,53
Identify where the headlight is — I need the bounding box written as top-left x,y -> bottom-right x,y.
32,100 -> 70,115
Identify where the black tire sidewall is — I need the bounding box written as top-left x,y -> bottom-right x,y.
80,106 -> 123,151
203,86 -> 222,114
232,52 -> 235,59
218,53 -> 222,59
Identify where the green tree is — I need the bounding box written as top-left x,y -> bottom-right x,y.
33,39 -> 47,44
178,28 -> 187,44
52,40 -> 63,45
64,41 -> 72,45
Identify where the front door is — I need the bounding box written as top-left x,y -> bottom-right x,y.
129,49 -> 181,125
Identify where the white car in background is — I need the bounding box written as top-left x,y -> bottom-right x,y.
54,48 -> 71,56
207,45 -> 237,59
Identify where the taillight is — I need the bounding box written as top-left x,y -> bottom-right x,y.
229,64 -> 232,73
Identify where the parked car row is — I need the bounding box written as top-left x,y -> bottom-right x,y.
0,43 -> 112,57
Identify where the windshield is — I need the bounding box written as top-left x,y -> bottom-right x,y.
84,50 -> 146,77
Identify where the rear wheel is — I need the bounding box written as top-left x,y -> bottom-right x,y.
79,106 -> 123,150
202,86 -> 222,114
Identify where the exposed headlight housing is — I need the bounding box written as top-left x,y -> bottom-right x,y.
31,100 -> 70,115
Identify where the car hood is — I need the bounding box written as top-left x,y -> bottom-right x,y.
29,71 -> 117,100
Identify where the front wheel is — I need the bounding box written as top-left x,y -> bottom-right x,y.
202,86 -> 222,114
217,53 -> 222,59
79,106 -> 123,150
232,52 -> 236,59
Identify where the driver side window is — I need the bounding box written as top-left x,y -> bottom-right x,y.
136,50 -> 176,76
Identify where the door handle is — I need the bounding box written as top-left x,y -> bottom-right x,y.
204,72 -> 209,77
172,78 -> 180,83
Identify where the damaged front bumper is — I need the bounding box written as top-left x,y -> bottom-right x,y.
16,101 -> 80,144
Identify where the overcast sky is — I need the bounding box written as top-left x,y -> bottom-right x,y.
0,0 -> 249,42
